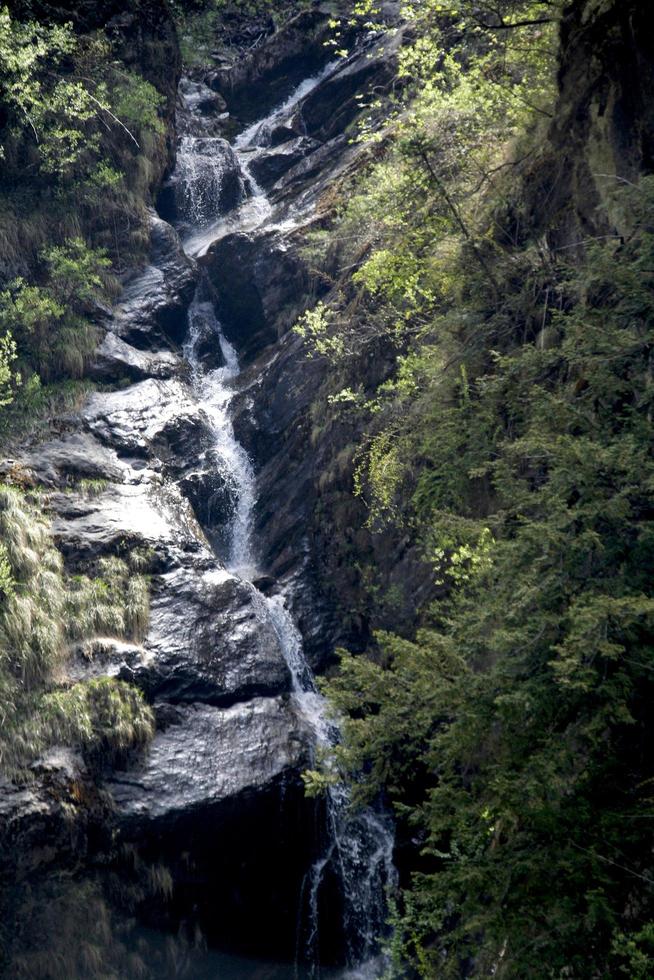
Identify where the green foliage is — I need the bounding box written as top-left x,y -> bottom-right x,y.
0,7 -> 164,181
0,485 -> 153,774
293,301 -> 347,361
0,4 -> 170,398
0,377 -> 93,448
42,676 -> 154,767
300,2 -> 654,969
0,331 -> 18,408
0,238 -> 115,380
321,174 -> 654,976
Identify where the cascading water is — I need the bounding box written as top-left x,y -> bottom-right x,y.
182,59 -> 338,259
174,65 -> 396,978
263,595 -> 396,978
183,294 -> 257,574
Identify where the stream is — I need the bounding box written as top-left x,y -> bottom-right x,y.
169,65 -> 395,978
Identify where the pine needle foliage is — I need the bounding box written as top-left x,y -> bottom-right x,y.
299,2 -> 654,975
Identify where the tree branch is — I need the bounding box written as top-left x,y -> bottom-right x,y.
474,16 -> 554,30
418,149 -> 499,295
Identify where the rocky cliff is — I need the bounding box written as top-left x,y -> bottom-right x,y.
0,4 -> 400,974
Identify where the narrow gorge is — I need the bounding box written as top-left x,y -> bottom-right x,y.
1,5 -> 401,976
2,1 -> 653,977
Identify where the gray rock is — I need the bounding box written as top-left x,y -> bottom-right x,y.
82,378 -> 213,460
127,566 -> 291,704
0,749 -> 90,876
299,30 -> 402,143
52,481 -> 211,567
108,697 -> 308,821
14,432 -> 124,488
210,8 -> 333,122
67,638 -> 149,683
249,136 -> 321,188
203,229 -> 309,362
89,332 -> 182,382
112,212 -> 198,348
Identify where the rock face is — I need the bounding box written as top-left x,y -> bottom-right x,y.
90,331 -> 182,382
129,568 -> 292,705
209,8 -> 335,121
519,0 -> 654,248
204,228 -> 312,362
110,699 -> 319,961
109,697 -> 305,821
1,5 -> 408,970
111,212 -> 198,348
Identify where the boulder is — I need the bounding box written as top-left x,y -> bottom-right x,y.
177,450 -> 239,547
107,698 -> 321,962
15,432 -> 124,488
108,696 -> 308,821
299,30 -> 402,143
111,213 -> 198,348
82,378 -> 213,460
203,229 -> 310,362
0,749 -> 91,877
89,332 -> 182,383
210,8 -> 333,122
177,78 -> 228,138
51,481 -> 212,568
248,136 -> 321,188
126,566 -> 292,704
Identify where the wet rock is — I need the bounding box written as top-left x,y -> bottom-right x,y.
203,229 -> 310,361
82,378 -> 213,460
249,136 -> 321,188
112,213 -> 197,348
67,638 -> 149,683
126,566 -> 291,704
108,696 -> 308,821
0,749 -> 91,877
15,432 -> 124,488
177,451 -> 239,546
211,8 -> 333,123
177,295 -> 225,371
64,567 -> 292,706
89,332 -> 182,382
299,30 -> 402,143
268,120 -> 304,146
176,80 -> 231,139
271,133 -> 351,202
110,706 -> 321,963
51,482 -> 211,568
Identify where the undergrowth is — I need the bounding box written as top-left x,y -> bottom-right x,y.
0,484 -> 154,775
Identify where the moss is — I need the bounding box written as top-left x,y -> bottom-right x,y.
0,486 -> 153,775
0,378 -> 95,452
43,677 -> 154,768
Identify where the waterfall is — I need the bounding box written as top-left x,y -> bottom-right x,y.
174,136 -> 248,226
263,595 -> 396,977
183,295 -> 256,575
174,67 -> 396,977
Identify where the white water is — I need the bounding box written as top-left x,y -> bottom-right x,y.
183,60 -> 338,259
183,295 -> 257,575
175,65 -> 396,977
234,59 -> 340,152
175,136 -> 247,227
